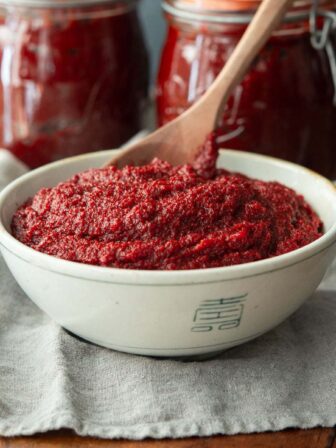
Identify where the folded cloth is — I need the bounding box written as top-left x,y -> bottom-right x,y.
0,148 -> 336,440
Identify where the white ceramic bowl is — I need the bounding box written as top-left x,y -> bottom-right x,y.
1,149 -> 336,358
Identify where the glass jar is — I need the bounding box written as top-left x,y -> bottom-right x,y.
156,0 -> 336,179
0,0 -> 149,168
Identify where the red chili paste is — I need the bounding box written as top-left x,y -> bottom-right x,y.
11,135 -> 323,270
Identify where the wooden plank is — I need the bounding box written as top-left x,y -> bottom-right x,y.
331,428 -> 336,448
0,428 -> 335,448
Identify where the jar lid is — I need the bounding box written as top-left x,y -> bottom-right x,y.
168,0 -> 262,12
0,0 -> 136,8
166,0 -> 331,11
163,0 -> 336,22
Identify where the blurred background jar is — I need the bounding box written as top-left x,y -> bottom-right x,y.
156,0 -> 336,179
0,0 -> 149,168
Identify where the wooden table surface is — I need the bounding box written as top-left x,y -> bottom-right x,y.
0,428 -> 335,447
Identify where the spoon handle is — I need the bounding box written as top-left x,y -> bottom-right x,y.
105,0 -> 294,168
187,0 -> 295,128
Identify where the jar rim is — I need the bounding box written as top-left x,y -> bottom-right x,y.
162,0 -> 336,24
0,0 -> 136,8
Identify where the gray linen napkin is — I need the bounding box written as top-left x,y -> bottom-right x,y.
0,150 -> 336,439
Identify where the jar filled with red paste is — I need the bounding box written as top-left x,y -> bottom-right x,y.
157,0 -> 336,178
0,0 -> 149,168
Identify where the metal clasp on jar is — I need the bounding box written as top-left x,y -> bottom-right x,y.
310,0 -> 336,104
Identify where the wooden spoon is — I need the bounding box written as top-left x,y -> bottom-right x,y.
107,0 -> 294,168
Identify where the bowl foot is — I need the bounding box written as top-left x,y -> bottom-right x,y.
65,330 -> 225,361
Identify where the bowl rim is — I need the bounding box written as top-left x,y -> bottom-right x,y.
1,149 -> 336,286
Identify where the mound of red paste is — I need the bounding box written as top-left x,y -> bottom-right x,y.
12,135 -> 323,270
